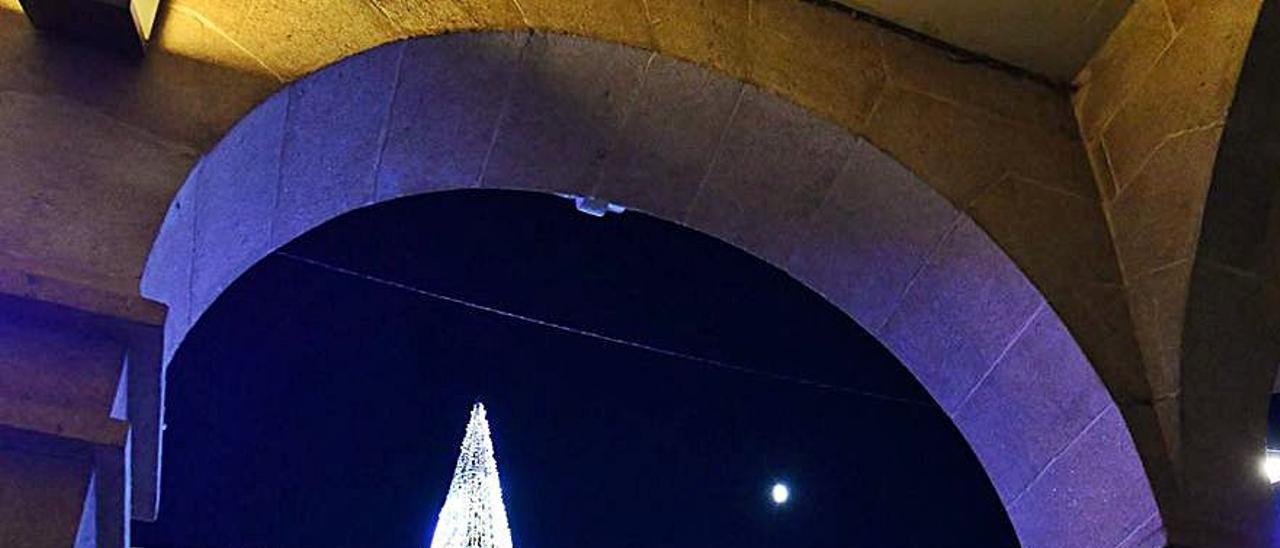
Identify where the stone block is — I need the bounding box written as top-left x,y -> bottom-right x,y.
140,174 -> 196,326
1109,126 -> 1222,278
0,318 -> 124,416
1127,261 -> 1192,397
0,447 -> 90,547
1116,512 -> 1167,548
165,0 -> 401,80
480,34 -> 650,195
1006,406 -> 1159,548
786,139 -> 959,331
683,86 -> 856,265
879,31 -> 1076,137
834,0 -> 1130,82
953,307 -> 1113,503
1163,0 -> 1195,29
368,0 -> 473,35
452,0 -> 526,29
747,0 -> 885,131
969,175 -> 1123,294
878,217 -> 1044,411
1052,282 -> 1152,402
0,92 -> 196,298
1087,139 -> 1118,201
1,12 -> 276,150
1073,0 -> 1175,144
516,0 -> 650,46
1102,2 -> 1255,187
648,0 -> 751,79
153,5 -> 286,83
593,55 -> 742,221
273,43 -> 403,246
866,86 -> 1094,207
376,32 -> 525,199
192,91 -> 287,319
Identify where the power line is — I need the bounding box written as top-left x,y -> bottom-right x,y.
276,251 -> 930,407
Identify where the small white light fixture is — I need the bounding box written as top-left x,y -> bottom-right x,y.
771,482 -> 790,505
1264,451 -> 1280,485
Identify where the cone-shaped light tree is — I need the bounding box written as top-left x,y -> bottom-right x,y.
429,403 -> 515,548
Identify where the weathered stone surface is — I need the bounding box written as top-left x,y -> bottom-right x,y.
0,92 -> 195,299
879,31 -> 1076,136
1109,126 -> 1222,278
1086,139 -> 1118,201
164,0 -> 401,80
970,175 -> 1122,289
1006,405 -> 1160,548
683,87 -> 856,264
376,32 -> 526,199
1073,0 -> 1175,145
835,0 -> 1132,83
273,44 -> 403,246
141,177 -> 196,363
648,0 -> 751,79
1052,283 -> 1152,401
867,86 -> 1094,206
457,0 -> 526,28
593,55 -> 742,221
480,34 -> 650,195
0,264 -> 164,327
517,0 -> 650,46
369,0 -> 473,35
0,447 -> 90,547
1163,0 -> 1195,29
1128,261 -> 1192,397
1101,1 -> 1258,187
1116,512 -> 1168,548
953,306 -> 1113,503
192,91 -> 287,319
878,218 -> 1044,411
786,140 -> 959,331
0,317 -> 123,416
747,0 -> 886,131
0,11 -> 277,149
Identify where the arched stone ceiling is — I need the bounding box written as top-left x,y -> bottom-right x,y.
142,33 -> 1163,547
0,1 -> 1167,537
0,0 -> 1135,81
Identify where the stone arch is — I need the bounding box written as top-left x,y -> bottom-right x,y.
1176,1 -> 1280,544
141,33 -> 1160,547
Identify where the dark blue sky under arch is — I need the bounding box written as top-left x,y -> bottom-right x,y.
134,190 -> 1016,547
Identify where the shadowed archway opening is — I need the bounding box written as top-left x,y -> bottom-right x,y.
135,190 -> 1017,546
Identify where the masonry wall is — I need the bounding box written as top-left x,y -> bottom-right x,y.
0,0 -> 1179,544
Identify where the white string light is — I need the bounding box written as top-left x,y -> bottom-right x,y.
278,251 -> 928,407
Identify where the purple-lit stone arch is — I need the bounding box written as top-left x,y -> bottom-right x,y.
141,32 -> 1159,547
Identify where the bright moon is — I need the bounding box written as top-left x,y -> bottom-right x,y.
771,483 -> 790,505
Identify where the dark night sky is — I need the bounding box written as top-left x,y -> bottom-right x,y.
133,191 -> 1017,547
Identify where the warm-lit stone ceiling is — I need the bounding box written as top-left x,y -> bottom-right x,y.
837,0 -> 1134,81
2,0 -> 1132,83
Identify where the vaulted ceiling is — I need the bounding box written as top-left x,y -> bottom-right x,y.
2,0 -> 1135,83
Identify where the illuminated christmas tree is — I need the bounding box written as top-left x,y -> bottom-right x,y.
429,402 -> 515,548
